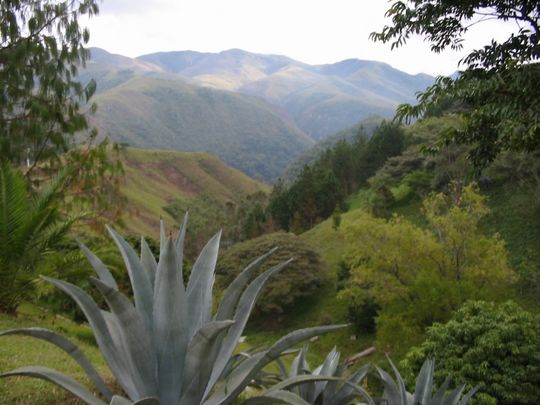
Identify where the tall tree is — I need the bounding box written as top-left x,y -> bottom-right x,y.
372,1 -> 540,167
0,0 -> 125,227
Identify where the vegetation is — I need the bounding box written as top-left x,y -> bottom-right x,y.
401,301 -> 540,405
339,184 -> 515,353
0,162 -> 74,314
373,0 -> 540,167
0,217 -> 344,404
217,232 -> 326,318
268,121 -> 405,232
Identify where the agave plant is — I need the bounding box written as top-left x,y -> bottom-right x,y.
375,357 -> 478,405
0,215 -> 345,404
255,345 -> 375,405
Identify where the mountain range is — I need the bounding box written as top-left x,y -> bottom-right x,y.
82,47 -> 434,180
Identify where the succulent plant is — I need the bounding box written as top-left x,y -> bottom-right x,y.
0,215 -> 345,404
375,357 -> 478,405
262,345 -> 375,405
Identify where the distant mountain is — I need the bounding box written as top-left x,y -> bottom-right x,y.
281,115 -> 384,181
90,71 -> 313,181
120,147 -> 269,238
84,48 -> 433,181
136,48 -> 434,139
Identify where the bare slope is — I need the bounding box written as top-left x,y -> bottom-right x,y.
119,147 -> 269,238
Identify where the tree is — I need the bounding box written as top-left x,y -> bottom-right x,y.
401,301 -> 540,405
0,162 -> 74,313
0,1 -> 125,228
372,1 -> 540,168
217,232 -> 325,319
339,184 -> 515,353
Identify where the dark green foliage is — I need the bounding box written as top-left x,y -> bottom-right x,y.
268,122 -> 405,232
0,162 -> 73,313
373,0 -> 540,167
401,301 -> 540,405
217,232 -> 325,318
0,0 -> 99,168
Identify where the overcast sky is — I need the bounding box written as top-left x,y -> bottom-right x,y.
85,0 -> 516,76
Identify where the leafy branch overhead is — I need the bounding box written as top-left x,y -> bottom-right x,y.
371,0 -> 540,168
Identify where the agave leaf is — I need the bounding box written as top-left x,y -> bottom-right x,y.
240,390 -> 312,405
153,237 -> 187,405
107,226 -> 154,333
101,311 -> 142,400
388,356 -> 409,405
110,396 -> 132,405
0,366 -> 106,405
140,237 -> 157,288
180,320 -> 235,405
328,364 -> 371,405
0,328 -> 112,400
186,231 -> 221,340
375,365 -> 400,404
215,247 -> 278,322
443,385 -> 466,405
78,240 -> 118,290
205,324 -> 347,405
132,399 -> 162,405
413,358 -> 434,405
91,278 -> 157,397
207,259 -> 292,394
311,347 -> 340,401
458,387 -> 480,405
41,276 -> 135,399
174,212 -> 188,264
160,219 -> 166,253
432,377 -> 452,403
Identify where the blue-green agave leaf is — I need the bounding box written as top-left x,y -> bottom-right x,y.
106,226 -> 154,332
78,240 -> 118,290
186,231 -> 221,340
443,385 -> 466,405
91,278 -> 157,398
0,366 -> 106,405
458,387 -> 480,404
153,237 -> 188,405
205,324 -> 347,405
413,358 -> 434,405
140,237 -> 157,288
174,212 -> 188,264
215,247 -> 278,322
329,364 -> 370,405
180,320 -> 235,405
207,259 -> 292,394
41,276 -> 135,399
110,397 -> 162,405
109,396 -> 132,405
387,356 -> 409,405
432,377 -> 452,403
0,327 -> 112,400
375,365 -> 400,404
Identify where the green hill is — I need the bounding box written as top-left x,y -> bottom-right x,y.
91,77 -> 313,181
118,147 -> 269,239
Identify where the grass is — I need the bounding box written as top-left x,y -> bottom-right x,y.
0,304 -> 111,404
119,147 -> 268,239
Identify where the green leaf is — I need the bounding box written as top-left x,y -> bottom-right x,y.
0,366 -> 106,405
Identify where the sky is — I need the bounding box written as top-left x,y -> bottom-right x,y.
85,0 -> 517,76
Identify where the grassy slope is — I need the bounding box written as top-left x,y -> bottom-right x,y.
0,304 -> 110,404
119,147 -> 269,239
289,182 -> 540,364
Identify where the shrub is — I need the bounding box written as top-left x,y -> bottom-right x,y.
401,301 -> 540,405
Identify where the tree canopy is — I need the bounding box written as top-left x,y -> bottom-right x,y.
372,0 -> 540,168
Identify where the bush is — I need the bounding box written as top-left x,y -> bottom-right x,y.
401,301 -> 540,405
217,232 -> 325,317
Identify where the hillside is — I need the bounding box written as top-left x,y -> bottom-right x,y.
281,115 -> 384,181
137,48 -> 434,139
118,147 -> 269,239
92,77 -> 313,181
